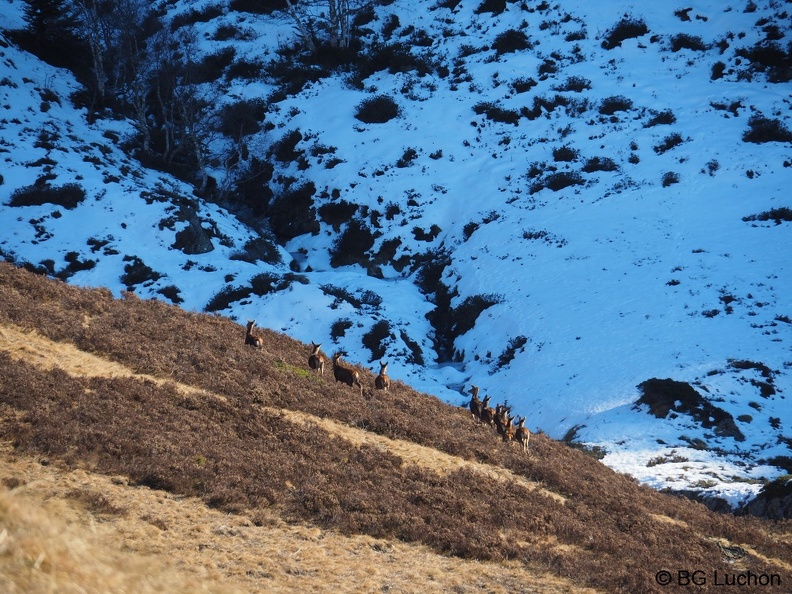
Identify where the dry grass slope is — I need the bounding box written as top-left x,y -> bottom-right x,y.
0,262 -> 790,593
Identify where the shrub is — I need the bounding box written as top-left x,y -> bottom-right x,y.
355,95 -> 400,124
644,109 -> 676,127
396,148 -> 419,168
194,47 -> 236,83
218,98 -> 267,138
653,132 -> 685,154
169,4 -> 223,30
735,40 -> 792,83
582,156 -> 618,172
598,95 -> 633,115
267,182 -> 319,242
552,76 -> 591,92
330,318 -> 353,339
742,207 -> 792,225
474,0 -> 506,15
330,220 -> 376,268
363,319 -> 391,361
552,145 -> 579,162
229,237 -> 282,265
530,171 -> 585,194
8,182 -> 86,209
661,171 -> 680,187
228,0 -> 281,14
120,256 -> 162,289
225,58 -> 264,81
318,200 -> 359,231
669,34 -> 708,52
601,17 -> 649,50
510,77 -> 537,94
270,129 -> 304,163
473,101 -> 521,125
743,115 -> 792,143
495,335 -> 528,369
492,29 -> 531,55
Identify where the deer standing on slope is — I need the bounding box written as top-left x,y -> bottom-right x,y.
468,385 -> 483,421
245,320 -> 263,349
375,361 -> 390,391
332,352 -> 363,394
308,342 -> 325,375
480,395 -> 495,426
514,417 -> 530,453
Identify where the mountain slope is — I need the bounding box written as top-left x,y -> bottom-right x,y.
1,262 -> 790,593
0,0 -> 790,506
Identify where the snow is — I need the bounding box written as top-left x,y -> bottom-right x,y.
1,0 -> 790,508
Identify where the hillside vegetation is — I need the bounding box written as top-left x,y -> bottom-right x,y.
0,262 -> 790,593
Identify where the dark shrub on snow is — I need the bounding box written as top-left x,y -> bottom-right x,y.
355,95 -> 400,123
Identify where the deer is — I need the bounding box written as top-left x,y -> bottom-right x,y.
480,395 -> 495,426
493,403 -> 513,440
501,414 -> 515,443
514,417 -> 530,453
374,361 -> 390,391
468,385 -> 483,421
245,319 -> 263,349
308,342 -> 325,375
332,352 -> 362,393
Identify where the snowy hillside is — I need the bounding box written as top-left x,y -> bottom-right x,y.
1,0 -> 790,508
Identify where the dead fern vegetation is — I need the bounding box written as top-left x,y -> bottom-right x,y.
0,261 -> 790,593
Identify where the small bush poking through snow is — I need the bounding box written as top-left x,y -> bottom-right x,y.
644,109 -> 676,127
669,34 -> 708,52
355,95 -> 401,123
582,156 -> 619,172
601,17 -> 649,50
493,29 -> 531,55
473,101 -> 521,125
653,132 -> 686,154
662,171 -> 680,187
9,183 -> 86,209
552,76 -> 591,92
742,115 -> 792,144
598,95 -> 633,115
552,145 -> 579,162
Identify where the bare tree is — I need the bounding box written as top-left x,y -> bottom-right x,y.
285,0 -> 372,51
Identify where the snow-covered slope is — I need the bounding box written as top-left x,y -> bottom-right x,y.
1,0 -> 790,508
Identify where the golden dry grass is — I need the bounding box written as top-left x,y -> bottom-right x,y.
0,446 -> 594,594
0,323 -> 591,593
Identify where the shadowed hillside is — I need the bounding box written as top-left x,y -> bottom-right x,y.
1,262 -> 790,593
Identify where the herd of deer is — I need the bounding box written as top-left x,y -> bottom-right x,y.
467,385 -> 530,453
246,320 -> 529,453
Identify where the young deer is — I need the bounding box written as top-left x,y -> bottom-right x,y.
308,342 -> 325,375
332,352 -> 362,393
375,361 -> 390,391
480,395 -> 495,426
245,319 -> 263,348
514,417 -> 530,453
468,385 -> 483,421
